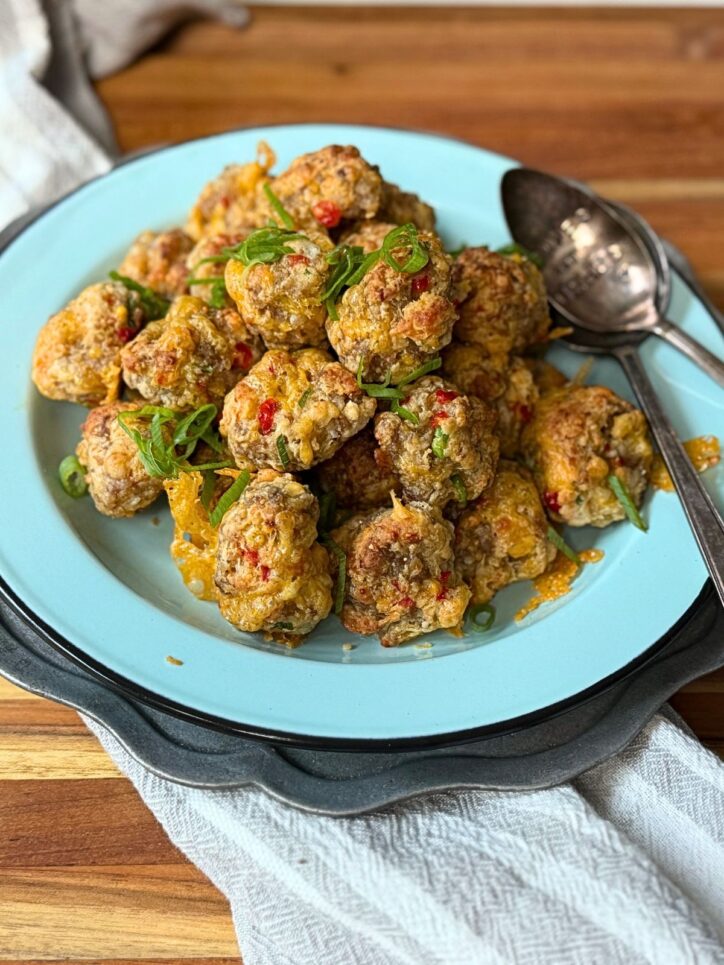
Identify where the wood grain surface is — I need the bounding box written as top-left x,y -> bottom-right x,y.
2,7 -> 723,962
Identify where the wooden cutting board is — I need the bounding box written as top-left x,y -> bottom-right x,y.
2,7 -> 723,962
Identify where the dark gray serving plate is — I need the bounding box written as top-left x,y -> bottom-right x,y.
1,584 -> 721,816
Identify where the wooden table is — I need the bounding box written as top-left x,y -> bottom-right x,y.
2,7 -> 723,962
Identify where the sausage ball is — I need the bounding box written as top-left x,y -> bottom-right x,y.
220,348 -> 376,472
225,232 -> 333,350
374,376 -> 498,508
495,357 -> 539,458
521,384 -> 653,527
339,220 -> 398,254
186,145 -> 275,241
117,228 -> 194,299
524,357 -> 568,396
32,280 -> 143,406
185,233 -> 246,307
121,295 -> 263,410
215,470 -> 332,640
316,426 -> 400,512
441,341 -> 509,405
271,145 -> 383,230
455,460 -> 555,604
453,247 -> 550,355
326,231 -> 457,383
378,181 -> 436,231
330,497 -> 470,647
76,401 -> 164,517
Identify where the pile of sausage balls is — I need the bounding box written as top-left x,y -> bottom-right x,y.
32,144 -> 654,648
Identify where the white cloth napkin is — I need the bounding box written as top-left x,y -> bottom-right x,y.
3,3 -> 724,962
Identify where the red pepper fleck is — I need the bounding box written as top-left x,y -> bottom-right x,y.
260,565 -> 271,582
219,194 -> 231,210
411,273 -> 430,296
543,491 -> 561,514
116,326 -> 136,344
429,410 -> 448,429
516,403 -> 533,424
436,570 -> 451,601
257,398 -> 280,435
287,254 -> 310,266
434,388 -> 459,405
244,549 -> 259,567
398,596 -> 415,609
232,341 -> 253,370
312,200 -> 342,228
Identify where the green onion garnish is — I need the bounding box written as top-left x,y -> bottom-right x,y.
58,454 -> 87,498
224,226 -> 307,272
276,434 -> 290,470
496,242 -> 543,269
297,387 -> 313,409
355,358 -> 405,400
186,274 -> 227,309
263,182 -> 296,230
381,223 -> 430,274
466,603 -> 495,633
318,491 -> 336,535
546,526 -> 581,565
432,427 -> 449,459
200,470 -> 216,511
451,473 -> 467,505
209,469 -> 250,528
109,271 -> 170,321
272,621 -> 294,631
390,399 -> 419,425
396,357 -> 442,387
117,404 -> 229,479
608,474 -> 648,532
323,537 -> 347,615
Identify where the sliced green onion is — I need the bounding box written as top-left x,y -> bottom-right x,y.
496,242 -> 543,269
355,358 -> 404,400
276,434 -> 290,470
390,400 -> 419,425
109,270 -> 170,320
451,473 -> 467,505
187,459 -> 233,472
466,603 -> 495,633
318,491 -> 336,535
187,274 -> 227,309
381,223 -> 430,274
396,357 -> 442,387
546,526 -> 581,565
272,621 -> 294,631
117,404 -> 224,479
263,182 -> 296,230
323,537 -> 347,615
173,404 -> 217,454
297,387 -> 313,409
209,469 -> 250,528
608,474 -> 648,532
58,455 -> 87,498
432,427 -> 449,459
225,226 -> 306,272
199,471 -> 216,511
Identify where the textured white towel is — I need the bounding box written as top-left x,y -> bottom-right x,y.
3,3 -> 724,963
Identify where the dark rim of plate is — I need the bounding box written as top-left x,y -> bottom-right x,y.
0,123 -> 713,751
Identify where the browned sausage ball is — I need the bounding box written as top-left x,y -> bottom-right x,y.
220,348 -> 376,472
441,341 -> 509,405
326,231 -> 457,383
378,181 -> 436,231
76,401 -> 165,517
523,357 -> 568,395
521,384 -> 653,527
215,470 -> 332,640
330,497 -> 470,647
271,145 -> 383,230
186,145 -> 275,241
374,376 -> 498,508
495,357 -> 540,458
316,426 -> 400,512
453,247 -> 550,355
455,460 -> 555,604
185,233 -> 246,307
121,295 -> 263,410
32,281 -> 143,406
117,228 -> 194,299
225,232 -> 333,350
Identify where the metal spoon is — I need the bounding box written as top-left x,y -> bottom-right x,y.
502,169 -> 724,388
501,167 -> 724,608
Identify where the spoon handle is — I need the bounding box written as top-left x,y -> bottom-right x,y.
651,317 -> 724,388
614,345 -> 724,608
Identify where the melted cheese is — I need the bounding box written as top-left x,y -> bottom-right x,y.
651,435 -> 720,492
515,548 -> 604,621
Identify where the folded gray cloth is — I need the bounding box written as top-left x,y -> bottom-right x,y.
3,3 -> 724,963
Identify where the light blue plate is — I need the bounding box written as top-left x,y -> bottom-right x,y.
0,125 -> 721,745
